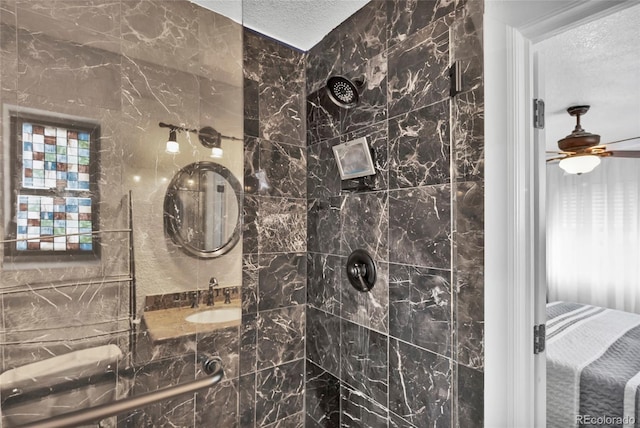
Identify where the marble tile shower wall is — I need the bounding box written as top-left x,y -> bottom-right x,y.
305,1 -> 484,427
241,29 -> 307,428
0,1 -> 243,427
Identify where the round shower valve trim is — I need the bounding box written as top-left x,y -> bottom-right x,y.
346,249 -> 376,292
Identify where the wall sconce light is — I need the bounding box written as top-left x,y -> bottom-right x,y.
165,128 -> 179,154
160,122 -> 181,154
198,126 -> 223,158
158,122 -> 241,157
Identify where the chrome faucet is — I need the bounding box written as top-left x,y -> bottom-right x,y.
207,277 -> 218,306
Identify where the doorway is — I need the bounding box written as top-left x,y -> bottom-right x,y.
537,5 -> 640,428
484,1 -> 639,427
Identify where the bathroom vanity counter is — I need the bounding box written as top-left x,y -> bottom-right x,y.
142,303 -> 241,342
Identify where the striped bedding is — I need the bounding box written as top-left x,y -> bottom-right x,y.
547,301 -> 640,428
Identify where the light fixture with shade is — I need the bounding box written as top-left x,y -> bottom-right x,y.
160,122 -> 181,154
165,128 -> 179,154
158,122 -> 241,158
198,126 -> 224,158
558,154 -> 601,174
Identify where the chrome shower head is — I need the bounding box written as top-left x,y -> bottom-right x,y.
326,75 -> 364,108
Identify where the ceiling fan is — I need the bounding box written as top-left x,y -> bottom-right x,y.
546,105 -> 640,174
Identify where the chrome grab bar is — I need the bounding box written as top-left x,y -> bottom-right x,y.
16,358 -> 224,428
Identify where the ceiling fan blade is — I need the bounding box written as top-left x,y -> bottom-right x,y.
601,136 -> 640,147
607,150 -> 640,158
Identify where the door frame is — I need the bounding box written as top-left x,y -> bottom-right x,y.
484,1 -> 634,427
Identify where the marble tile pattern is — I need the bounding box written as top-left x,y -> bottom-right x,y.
257,305 -> 305,370
389,264 -> 452,357
388,100 -> 450,189
244,29 -> 305,147
239,372 -> 257,427
340,51 -> 388,135
244,77 -> 260,138
305,361 -> 341,427
257,196 -> 307,254
389,184 -> 452,269
305,24 -> 342,95
307,136 -> 341,199
306,306 -> 341,376
453,87 -> 484,182
195,379 -> 239,427
16,28 -> 122,110
339,191 -> 389,261
452,0 -> 485,379
387,0 -> 456,48
389,339 -> 452,427
305,0 -> 484,426
120,0 -> 200,74
341,384 -> 389,428
240,313 -> 258,376
456,363 -> 484,427
264,412 -> 305,428
258,252 -> 306,311
120,354 -> 197,427
341,1 -> 388,68
340,319 -> 388,407
387,17 -> 451,118
306,88 -> 342,145
258,139 -> 307,199
242,28 -> 308,428
255,359 -> 305,426
307,197 -> 341,255
243,195 -> 260,254
259,86 -> 305,147
306,253 -> 342,315
242,254 -> 259,314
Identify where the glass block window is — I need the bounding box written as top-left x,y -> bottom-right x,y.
21,123 -> 92,191
15,195 -> 93,251
5,111 -> 100,260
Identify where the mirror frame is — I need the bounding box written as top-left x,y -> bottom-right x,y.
163,161 -> 242,259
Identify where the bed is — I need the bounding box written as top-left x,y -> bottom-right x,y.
547,301 -> 640,428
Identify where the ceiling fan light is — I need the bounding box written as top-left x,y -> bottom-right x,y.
558,155 -> 601,174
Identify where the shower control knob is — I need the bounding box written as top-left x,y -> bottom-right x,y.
348,263 -> 367,279
346,249 -> 376,292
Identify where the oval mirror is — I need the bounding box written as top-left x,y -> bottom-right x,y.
164,162 -> 242,258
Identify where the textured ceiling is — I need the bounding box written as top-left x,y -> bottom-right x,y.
537,3 -> 640,152
190,0 -> 370,50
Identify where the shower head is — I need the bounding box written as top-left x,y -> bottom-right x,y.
326,75 -> 365,108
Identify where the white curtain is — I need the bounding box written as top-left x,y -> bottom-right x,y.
546,158 -> 640,313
